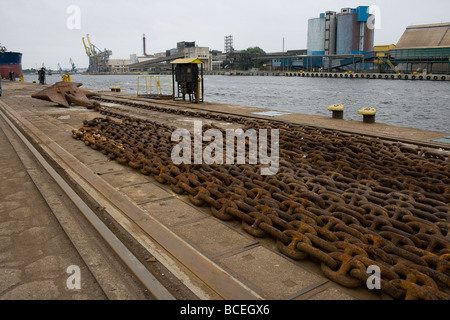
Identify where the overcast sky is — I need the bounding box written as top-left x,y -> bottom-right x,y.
1,0 -> 450,69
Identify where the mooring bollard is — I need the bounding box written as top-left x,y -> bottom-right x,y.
358,107 -> 376,123
110,86 -> 121,92
327,104 -> 344,119
61,73 -> 72,83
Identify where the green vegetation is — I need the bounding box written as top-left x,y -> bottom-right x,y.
241,47 -> 266,55
232,47 -> 267,70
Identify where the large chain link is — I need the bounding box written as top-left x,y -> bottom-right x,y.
73,101 -> 450,300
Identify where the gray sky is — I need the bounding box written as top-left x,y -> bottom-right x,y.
1,0 -> 450,69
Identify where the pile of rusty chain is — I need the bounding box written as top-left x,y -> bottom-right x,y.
73,101 -> 450,300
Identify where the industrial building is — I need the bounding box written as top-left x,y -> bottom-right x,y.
371,23 -> 450,75
389,22 -> 450,74
184,46 -> 212,71
128,41 -> 213,73
297,10 -> 450,74
307,6 -> 374,56
303,6 -> 375,71
81,14 -> 449,75
107,58 -> 133,73
396,23 -> 450,48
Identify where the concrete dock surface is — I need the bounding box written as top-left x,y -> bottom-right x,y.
0,80 -> 448,300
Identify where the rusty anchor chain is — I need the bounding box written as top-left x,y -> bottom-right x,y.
72,99 -> 450,300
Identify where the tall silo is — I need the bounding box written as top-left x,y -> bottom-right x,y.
356,6 -> 374,53
307,6 -> 375,58
324,11 -> 337,55
307,16 -> 326,55
336,9 -> 359,54
364,23 -> 375,52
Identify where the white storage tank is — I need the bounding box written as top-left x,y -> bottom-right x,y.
307,17 -> 326,56
336,10 -> 359,54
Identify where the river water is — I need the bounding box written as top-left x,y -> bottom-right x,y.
23,73 -> 450,133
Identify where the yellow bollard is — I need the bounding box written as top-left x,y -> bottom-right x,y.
61,73 -> 72,82
358,107 -> 377,123
19,75 -> 24,82
327,104 -> 344,119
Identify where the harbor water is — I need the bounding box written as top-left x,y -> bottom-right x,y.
23,73 -> 450,134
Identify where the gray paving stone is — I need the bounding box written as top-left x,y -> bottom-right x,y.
18,226 -> 54,245
1,280 -> 60,300
0,268 -> 22,296
24,255 -> 65,280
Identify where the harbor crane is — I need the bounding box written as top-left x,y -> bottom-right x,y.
70,58 -> 77,73
82,34 -> 112,73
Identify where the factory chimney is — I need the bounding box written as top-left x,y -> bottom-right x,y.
143,33 -> 148,56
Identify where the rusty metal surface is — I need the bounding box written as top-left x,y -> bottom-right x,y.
31,81 -> 99,108
72,101 -> 450,300
94,95 -> 450,151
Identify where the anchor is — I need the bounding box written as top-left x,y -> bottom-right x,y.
31,81 -> 99,109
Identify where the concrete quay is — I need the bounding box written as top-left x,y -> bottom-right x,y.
0,80 -> 448,300
0,112 -> 107,300
285,71 -> 450,81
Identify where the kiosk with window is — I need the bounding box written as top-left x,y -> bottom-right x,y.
171,58 -> 204,103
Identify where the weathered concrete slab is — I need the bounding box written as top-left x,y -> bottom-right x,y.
89,160 -> 127,175
99,170 -> 151,188
27,120 -> 60,133
140,198 -> 207,226
304,285 -> 357,300
217,246 -> 327,300
51,136 -> 88,150
73,148 -> 112,165
172,217 -> 257,257
120,182 -> 173,204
